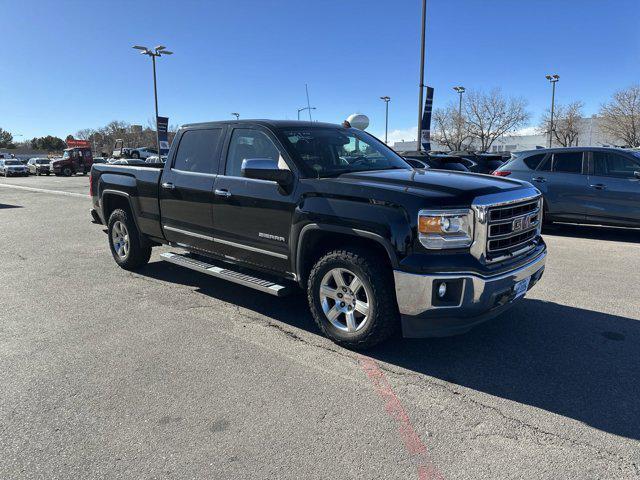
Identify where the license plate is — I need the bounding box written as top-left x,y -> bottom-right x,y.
513,277 -> 530,298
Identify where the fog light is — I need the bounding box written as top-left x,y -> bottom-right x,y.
437,282 -> 447,298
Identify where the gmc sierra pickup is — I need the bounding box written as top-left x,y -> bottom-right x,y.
90,120 -> 547,348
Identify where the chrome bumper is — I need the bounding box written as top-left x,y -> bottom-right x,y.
394,250 -> 547,337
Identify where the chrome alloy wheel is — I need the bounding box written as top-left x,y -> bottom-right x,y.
319,268 -> 371,333
111,221 -> 130,259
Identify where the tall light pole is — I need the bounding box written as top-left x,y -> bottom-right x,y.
297,106 -> 316,121
416,0 -> 427,151
453,86 -> 465,149
545,74 -> 560,148
231,113 -> 240,120
380,96 -> 391,144
132,45 -> 173,155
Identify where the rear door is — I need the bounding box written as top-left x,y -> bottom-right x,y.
585,151 -> 640,226
159,126 -> 225,253
211,126 -> 297,274
536,151 -> 588,222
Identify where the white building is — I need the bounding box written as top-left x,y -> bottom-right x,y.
393,116 -> 620,153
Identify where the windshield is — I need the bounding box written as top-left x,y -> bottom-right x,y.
36,159 -> 50,164
279,127 -> 411,178
5,160 -> 21,165
62,151 -> 70,159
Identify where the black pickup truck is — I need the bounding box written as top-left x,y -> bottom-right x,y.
90,120 -> 546,348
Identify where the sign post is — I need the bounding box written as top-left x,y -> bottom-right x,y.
157,116 -> 169,155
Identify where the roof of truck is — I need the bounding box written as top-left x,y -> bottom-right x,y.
181,119 -> 343,130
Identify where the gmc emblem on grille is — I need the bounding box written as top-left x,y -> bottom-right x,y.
512,214 -> 535,233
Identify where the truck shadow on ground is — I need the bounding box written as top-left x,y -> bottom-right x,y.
140,261 -> 640,441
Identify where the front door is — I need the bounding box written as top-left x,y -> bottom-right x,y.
212,127 -> 297,274
585,151 -> 640,227
159,126 -> 225,253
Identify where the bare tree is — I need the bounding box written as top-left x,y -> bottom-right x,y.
598,85 -> 640,147
540,101 -> 584,147
432,104 -> 473,151
464,89 -> 530,152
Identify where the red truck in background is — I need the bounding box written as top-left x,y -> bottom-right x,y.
50,139 -> 94,176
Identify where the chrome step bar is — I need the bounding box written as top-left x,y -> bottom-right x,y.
160,252 -> 291,297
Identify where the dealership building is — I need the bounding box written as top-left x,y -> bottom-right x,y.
393,116 -> 620,153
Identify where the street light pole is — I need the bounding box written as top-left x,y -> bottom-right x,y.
453,86 -> 465,149
297,107 -> 316,121
545,74 -> 560,148
380,96 -> 391,144
132,45 -> 173,156
416,0 -> 427,152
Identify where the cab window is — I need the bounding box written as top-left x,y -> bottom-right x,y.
172,128 -> 223,174
225,129 -> 287,177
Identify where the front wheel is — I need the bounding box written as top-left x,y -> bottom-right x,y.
62,166 -> 73,177
107,209 -> 151,270
307,248 -> 399,349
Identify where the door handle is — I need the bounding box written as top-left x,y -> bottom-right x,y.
215,189 -> 232,198
161,182 -> 175,190
531,176 -> 546,183
590,184 -> 607,190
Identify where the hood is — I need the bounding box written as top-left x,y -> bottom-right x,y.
329,168 -> 530,206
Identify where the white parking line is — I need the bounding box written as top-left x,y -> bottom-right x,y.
0,183 -> 88,198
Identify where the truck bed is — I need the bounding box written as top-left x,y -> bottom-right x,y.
90,163 -> 164,240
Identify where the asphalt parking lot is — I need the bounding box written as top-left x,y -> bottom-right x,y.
1,175 -> 639,479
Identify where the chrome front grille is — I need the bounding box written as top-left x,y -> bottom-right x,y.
470,189 -> 543,265
485,198 -> 541,262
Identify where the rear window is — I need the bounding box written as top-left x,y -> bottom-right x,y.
523,153 -> 546,170
552,152 -> 583,173
173,128 -> 223,174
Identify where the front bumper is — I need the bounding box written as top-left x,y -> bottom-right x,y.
394,249 -> 547,337
4,170 -> 29,176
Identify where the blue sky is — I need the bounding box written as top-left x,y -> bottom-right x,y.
1,0 -> 639,143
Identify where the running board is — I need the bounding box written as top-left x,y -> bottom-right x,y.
160,252 -> 291,297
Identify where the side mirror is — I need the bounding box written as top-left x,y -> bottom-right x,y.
241,158 -> 293,186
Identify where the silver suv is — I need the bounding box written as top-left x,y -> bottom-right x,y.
0,159 -> 29,177
494,147 -> 640,228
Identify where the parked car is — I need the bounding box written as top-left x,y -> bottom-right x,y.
129,147 -> 158,159
109,159 -> 148,166
452,152 -> 506,174
0,159 -> 29,177
90,120 -> 546,349
27,158 -> 52,175
399,151 -> 470,172
493,147 -> 640,228
51,147 -> 93,176
145,155 -> 167,164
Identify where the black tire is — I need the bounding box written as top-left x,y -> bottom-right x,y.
131,151 -> 140,159
62,166 -> 73,177
46,172 -> 50,176
107,208 -> 151,270
307,248 -> 399,349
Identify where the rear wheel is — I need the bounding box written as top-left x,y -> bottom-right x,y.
131,151 -> 140,159
307,248 -> 398,349
107,209 -> 151,270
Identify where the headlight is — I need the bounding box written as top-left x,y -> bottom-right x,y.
418,209 -> 474,249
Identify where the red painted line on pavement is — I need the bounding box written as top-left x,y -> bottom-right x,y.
359,355 -> 445,480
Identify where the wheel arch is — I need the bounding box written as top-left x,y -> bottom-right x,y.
101,190 -> 146,244
295,223 -> 398,288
